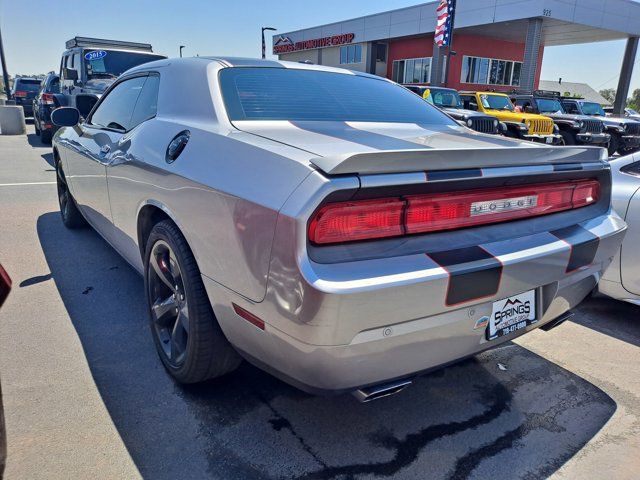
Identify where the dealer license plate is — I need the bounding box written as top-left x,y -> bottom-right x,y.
486,290 -> 537,341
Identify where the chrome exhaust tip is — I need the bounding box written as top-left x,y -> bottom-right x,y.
352,379 -> 412,403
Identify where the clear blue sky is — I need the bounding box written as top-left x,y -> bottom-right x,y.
1,0 -> 638,93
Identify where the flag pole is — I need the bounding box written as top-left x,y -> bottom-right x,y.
443,0 -> 457,87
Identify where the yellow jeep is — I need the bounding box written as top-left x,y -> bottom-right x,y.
459,91 -> 562,144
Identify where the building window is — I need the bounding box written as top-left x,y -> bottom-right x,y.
461,55 -> 522,86
375,44 -> 387,63
512,62 -> 522,86
340,44 -> 362,64
392,57 -> 432,84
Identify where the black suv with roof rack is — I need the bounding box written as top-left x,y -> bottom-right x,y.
404,85 -> 504,135
56,37 -> 166,117
561,97 -> 640,156
510,90 -> 610,150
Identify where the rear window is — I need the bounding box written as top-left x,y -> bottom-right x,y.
47,77 -> 60,93
219,67 -> 455,124
15,79 -> 41,91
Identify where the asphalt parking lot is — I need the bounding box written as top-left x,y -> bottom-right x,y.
0,126 -> 639,480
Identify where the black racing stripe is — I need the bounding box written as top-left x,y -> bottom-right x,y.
551,225 -> 599,273
289,121 -> 427,151
428,246 -> 503,306
425,169 -> 483,181
553,163 -> 584,171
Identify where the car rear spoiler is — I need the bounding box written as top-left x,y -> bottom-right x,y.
310,146 -> 608,175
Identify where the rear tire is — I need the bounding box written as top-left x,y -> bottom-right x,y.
608,133 -> 620,157
559,130 -> 575,146
40,128 -> 52,144
56,162 -> 86,229
145,220 -> 242,384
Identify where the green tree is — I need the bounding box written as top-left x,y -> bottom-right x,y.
599,88 -> 617,104
628,89 -> 640,110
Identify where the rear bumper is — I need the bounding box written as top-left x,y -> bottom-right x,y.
208,211 -> 626,394
576,132 -> 610,145
36,106 -> 55,130
523,133 -> 563,145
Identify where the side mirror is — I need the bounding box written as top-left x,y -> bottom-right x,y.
51,107 -> 80,127
63,68 -> 78,81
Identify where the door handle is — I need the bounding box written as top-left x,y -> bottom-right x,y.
100,144 -> 111,154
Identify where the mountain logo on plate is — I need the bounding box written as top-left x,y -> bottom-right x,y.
495,297 -> 530,326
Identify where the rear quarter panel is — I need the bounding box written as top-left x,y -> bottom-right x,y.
106,118 -> 313,302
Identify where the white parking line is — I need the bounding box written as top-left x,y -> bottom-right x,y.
0,182 -> 56,187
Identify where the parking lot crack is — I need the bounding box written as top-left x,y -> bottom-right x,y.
258,394 -> 328,471
296,383 -> 511,479
446,390 -> 600,480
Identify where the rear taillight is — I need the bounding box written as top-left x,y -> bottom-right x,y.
308,180 -> 600,245
14,90 -> 27,97
42,93 -> 55,105
309,198 -> 404,245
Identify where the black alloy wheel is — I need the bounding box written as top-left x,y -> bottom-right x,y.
148,240 -> 190,367
144,220 -> 242,384
56,162 -> 85,229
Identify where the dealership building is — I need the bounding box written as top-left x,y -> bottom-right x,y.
273,0 -> 640,112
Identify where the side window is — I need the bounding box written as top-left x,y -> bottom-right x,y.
129,75 -> 160,129
564,102 -> 578,114
61,56 -> 68,79
72,53 -> 81,71
89,76 -> 147,131
461,96 -> 477,111
621,161 -> 640,177
49,77 -> 60,93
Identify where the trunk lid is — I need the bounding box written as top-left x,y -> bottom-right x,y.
233,120 -> 606,175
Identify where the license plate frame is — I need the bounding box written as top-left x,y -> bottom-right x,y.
486,289 -> 537,341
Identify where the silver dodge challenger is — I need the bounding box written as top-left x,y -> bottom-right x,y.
51,57 -> 626,401
598,153 -> 640,305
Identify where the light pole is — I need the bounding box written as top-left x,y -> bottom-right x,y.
179,45 -> 185,58
261,27 -> 277,59
0,22 -> 11,100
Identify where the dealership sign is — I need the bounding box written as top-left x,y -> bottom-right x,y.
273,33 -> 355,54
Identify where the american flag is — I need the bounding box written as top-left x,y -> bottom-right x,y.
434,0 -> 456,47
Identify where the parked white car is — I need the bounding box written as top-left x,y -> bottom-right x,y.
599,153 -> 640,305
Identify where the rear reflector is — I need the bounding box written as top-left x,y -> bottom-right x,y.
232,303 -> 265,330
309,180 -> 600,245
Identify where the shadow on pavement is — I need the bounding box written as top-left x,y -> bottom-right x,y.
36,211 -> 617,480
573,296 -> 640,348
25,132 -> 55,168
26,133 -> 44,149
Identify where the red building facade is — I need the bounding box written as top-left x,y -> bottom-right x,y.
386,34 -> 544,92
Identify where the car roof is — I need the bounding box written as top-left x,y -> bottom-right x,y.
125,56 -> 387,80
427,86 -> 457,92
459,91 -> 507,95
